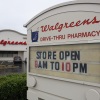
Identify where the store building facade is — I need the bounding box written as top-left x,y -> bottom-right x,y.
0,29 -> 27,62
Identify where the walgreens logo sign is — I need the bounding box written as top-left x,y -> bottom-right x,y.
41,16 -> 100,32
0,40 -> 27,46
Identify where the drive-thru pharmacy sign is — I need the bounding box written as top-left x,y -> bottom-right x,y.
25,1 -> 100,100
28,12 -> 100,84
31,13 -> 100,44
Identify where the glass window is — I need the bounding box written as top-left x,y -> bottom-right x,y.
0,51 -> 18,57
0,52 -> 2,57
2,51 -> 7,57
14,51 -> 18,54
8,51 -> 13,57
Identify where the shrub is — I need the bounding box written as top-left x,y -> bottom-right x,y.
0,73 -> 27,100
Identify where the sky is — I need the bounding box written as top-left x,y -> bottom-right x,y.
0,0 -> 73,34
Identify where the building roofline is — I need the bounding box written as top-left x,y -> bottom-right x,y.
0,29 -> 27,36
24,0 -> 100,27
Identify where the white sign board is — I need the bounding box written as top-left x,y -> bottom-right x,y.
29,12 -> 100,45
28,11 -> 100,83
25,1 -> 100,100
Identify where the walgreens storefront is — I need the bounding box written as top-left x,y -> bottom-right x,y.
0,29 -> 27,62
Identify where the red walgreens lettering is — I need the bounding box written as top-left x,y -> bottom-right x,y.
0,40 -> 27,46
41,16 -> 100,32
67,30 -> 100,39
